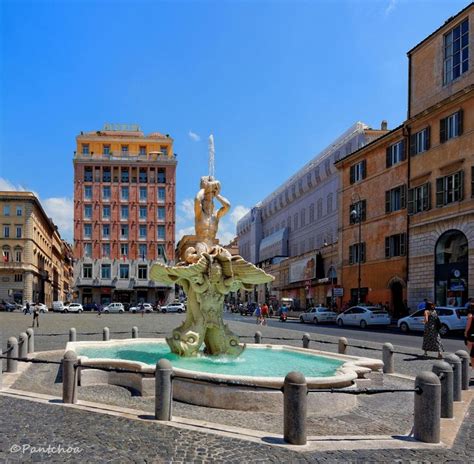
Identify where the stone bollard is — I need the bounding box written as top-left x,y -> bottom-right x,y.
132,326 -> 138,339
283,371 -> 307,445
6,337 -> 18,373
103,327 -> 110,341
26,328 -> 35,354
155,359 -> 173,421
302,333 -> 311,349
432,361 -> 453,418
18,332 -> 28,359
69,328 -> 76,342
444,354 -> 462,402
414,371 -> 441,443
62,350 -> 78,404
454,350 -> 470,391
382,343 -> 394,374
254,331 -> 262,344
338,337 -> 348,354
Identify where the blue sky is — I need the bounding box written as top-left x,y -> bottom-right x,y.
0,0 -> 469,243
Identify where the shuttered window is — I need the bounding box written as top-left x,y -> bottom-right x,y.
436,171 -> 464,207
349,243 -> 366,264
385,233 -> 407,258
408,183 -> 431,214
386,140 -> 406,168
385,185 -> 407,213
350,160 -> 366,184
349,200 -> 366,223
410,127 -> 430,156
440,110 -> 463,143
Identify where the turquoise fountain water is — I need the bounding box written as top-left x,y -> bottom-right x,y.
77,342 -> 344,378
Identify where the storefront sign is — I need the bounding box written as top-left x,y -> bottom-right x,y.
289,256 -> 316,283
332,288 -> 344,297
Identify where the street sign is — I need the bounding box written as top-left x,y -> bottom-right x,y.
332,288 -> 344,297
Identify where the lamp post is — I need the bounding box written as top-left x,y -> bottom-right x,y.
350,193 -> 362,305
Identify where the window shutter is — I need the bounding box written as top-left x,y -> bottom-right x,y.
457,109 -> 463,136
440,117 -> 447,143
386,147 -> 392,168
409,134 -> 416,156
425,126 -> 431,151
349,246 -> 353,265
400,140 -> 406,161
361,200 -> 367,221
458,170 -> 464,201
361,243 -> 366,263
400,233 -> 406,256
350,165 -> 355,184
362,160 -> 367,179
349,204 -> 354,224
385,190 -> 391,213
401,184 -> 407,209
407,188 -> 414,214
425,182 -> 432,210
385,237 -> 390,258
436,177 -> 445,207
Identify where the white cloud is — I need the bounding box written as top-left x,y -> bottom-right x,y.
179,198 -> 195,220
176,226 -> 195,243
43,197 -> 74,242
188,131 -> 201,142
0,177 -> 38,197
385,0 -> 397,16
230,205 -> 250,226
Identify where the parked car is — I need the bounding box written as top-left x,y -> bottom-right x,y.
102,302 -> 125,313
300,306 -> 337,324
398,307 -> 467,336
336,306 -> 391,328
53,301 -> 67,312
161,302 -> 185,313
0,300 -> 22,312
25,303 -> 48,313
65,303 -> 83,313
129,303 -> 154,313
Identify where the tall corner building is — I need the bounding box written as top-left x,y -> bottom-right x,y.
72,124 -> 177,307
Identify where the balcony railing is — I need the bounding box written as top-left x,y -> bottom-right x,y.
74,152 -> 175,162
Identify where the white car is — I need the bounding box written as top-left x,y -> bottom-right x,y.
300,307 -> 337,324
336,306 -> 391,329
398,307 -> 467,336
161,302 -> 186,313
23,303 -> 48,313
65,303 -> 83,313
103,302 -> 125,313
129,303 -> 154,313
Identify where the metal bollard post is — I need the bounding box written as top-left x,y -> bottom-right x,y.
155,359 -> 173,421
283,371 -> 307,445
382,343 -> 394,374
414,371 -> 441,443
62,350 -> 78,404
132,326 -> 138,339
254,331 -> 262,344
18,332 -> 28,359
69,328 -> 76,342
302,333 -> 310,349
432,361 -> 453,418
6,337 -> 18,373
26,328 -> 34,354
103,327 -> 110,341
338,337 -> 348,354
454,350 -> 470,391
444,354 -> 462,402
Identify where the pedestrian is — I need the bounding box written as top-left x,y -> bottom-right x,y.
465,297 -> 473,310
140,301 -> 145,318
464,302 -> 474,367
417,298 -> 428,311
32,303 -> 40,328
261,303 -> 269,320
24,301 -> 30,315
422,301 -> 443,358
97,304 -> 102,318
254,305 -> 261,324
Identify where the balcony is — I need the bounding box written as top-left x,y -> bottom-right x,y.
74,151 -> 176,164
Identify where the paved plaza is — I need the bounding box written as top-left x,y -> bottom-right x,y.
1,312 -> 473,462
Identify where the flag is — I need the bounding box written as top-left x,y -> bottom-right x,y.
3,252 -> 9,262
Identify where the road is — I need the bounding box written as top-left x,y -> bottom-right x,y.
223,312 -> 465,353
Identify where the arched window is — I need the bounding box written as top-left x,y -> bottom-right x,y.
435,230 -> 468,264
14,246 -> 22,263
2,245 -> 11,263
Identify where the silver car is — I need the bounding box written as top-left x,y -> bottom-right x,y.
398,307 -> 467,336
299,307 -> 337,324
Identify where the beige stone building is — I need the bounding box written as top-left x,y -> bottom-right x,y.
0,191 -> 73,306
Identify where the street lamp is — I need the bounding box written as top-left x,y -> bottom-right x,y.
350,193 -> 362,305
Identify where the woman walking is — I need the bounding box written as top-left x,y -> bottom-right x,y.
422,301 -> 443,358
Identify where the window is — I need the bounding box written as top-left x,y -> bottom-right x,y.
82,144 -> 90,155
16,226 -> 22,238
158,187 -> 166,201
350,160 -> 366,184
349,200 -> 366,223
139,146 -> 146,156
84,223 -> 92,238
440,110 -> 463,143
408,183 -> 431,214
317,199 -> 323,219
119,264 -> 129,279
102,205 -> 110,219
84,243 -> 92,257
385,185 -> 407,213
139,243 -> 147,258
15,248 -> 22,262
160,146 -> 168,156
121,145 -> 129,154
327,194 -> 333,214
300,209 -> 306,227
139,225 -> 147,239
444,18 -> 468,84
157,225 -> 166,240
84,167 -> 93,182
84,185 -> 92,199
101,264 -> 111,279
121,205 -> 129,219
139,187 -> 147,200
139,206 -> 147,219
121,186 -> 129,200
324,159 -> 331,176
157,206 -> 165,220
83,264 -> 92,278
14,274 -> 23,282
102,224 -> 110,238
3,226 -> 9,238
2,247 -> 10,262
103,145 -> 110,155
309,204 -> 315,223
84,204 -> 92,219
102,186 -> 111,200
16,206 -> 22,216
157,168 -> 166,183
349,243 -> 366,264
139,169 -> 148,183
410,127 -> 430,156
120,225 -> 129,239
102,243 -> 110,257
436,171 -> 464,206
293,213 -> 298,231
385,233 -> 407,258
121,168 -> 129,183
120,243 -> 128,257
3,205 -> 10,216
102,168 -> 111,183
138,265 -> 147,279
157,244 -> 166,259
386,140 -> 405,168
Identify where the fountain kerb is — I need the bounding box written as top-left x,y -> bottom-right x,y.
150,136 -> 274,357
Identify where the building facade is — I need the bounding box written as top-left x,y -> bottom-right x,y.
73,124 -> 177,306
0,191 -> 73,306
236,122 -> 387,309
406,4 -> 474,309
